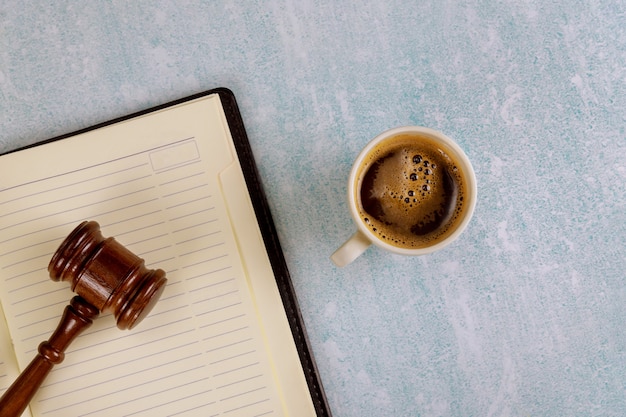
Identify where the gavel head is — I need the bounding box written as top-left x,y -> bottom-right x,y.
48,221 -> 167,330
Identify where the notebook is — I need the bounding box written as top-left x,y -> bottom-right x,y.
0,88 -> 331,417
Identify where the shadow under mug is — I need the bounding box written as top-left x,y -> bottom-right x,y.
331,126 -> 477,267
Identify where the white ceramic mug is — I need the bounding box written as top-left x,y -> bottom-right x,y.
331,126 -> 477,267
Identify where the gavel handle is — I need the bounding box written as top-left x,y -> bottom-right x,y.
0,296 -> 99,417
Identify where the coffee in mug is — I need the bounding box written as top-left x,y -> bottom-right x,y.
331,126 -> 477,267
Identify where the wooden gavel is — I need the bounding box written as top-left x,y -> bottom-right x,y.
0,221 -> 167,417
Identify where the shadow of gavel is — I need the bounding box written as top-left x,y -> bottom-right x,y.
0,221 -> 167,417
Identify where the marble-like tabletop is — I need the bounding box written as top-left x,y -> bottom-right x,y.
1,1 -> 624,416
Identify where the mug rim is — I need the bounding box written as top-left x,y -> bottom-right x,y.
347,125 -> 477,255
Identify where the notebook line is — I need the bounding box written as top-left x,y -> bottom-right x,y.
44,368 -> 210,414
188,277 -> 235,292
174,230 -> 221,246
101,210 -> 163,229
76,317 -> 197,351
201,313 -> 246,329
56,328 -> 198,371
161,183 -> 210,199
164,195 -> 212,210
2,252 -> 53,270
125,233 -> 169,247
192,289 -> 239,304
12,287 -> 66,307
0,163 -> 150,205
168,206 -> 216,222
183,254 -> 229,269
220,386 -> 268,402
39,353 -> 206,402
206,338 -> 254,354
209,350 -> 256,366
171,219 -> 218,234
158,171 -> 206,187
0,235 -> 64,258
203,326 -> 249,341
213,361 -> 261,378
9,277 -> 49,294
0,173 -> 154,221
214,374 -> 263,390
152,159 -> 203,176
41,341 -> 202,389
0,187 -> 158,233
165,401 -> 219,417
14,299 -> 66,318
221,398 -> 270,414
89,198 -> 160,221
127,388 -> 217,417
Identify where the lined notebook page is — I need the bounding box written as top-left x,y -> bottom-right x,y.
0,95 -> 315,417
0,313 -> 29,417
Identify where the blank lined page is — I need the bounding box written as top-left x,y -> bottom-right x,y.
0,95 -> 314,416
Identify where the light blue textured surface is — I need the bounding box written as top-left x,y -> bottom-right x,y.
1,1 -> 625,416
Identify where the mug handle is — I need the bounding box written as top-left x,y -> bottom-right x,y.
331,230 -> 371,267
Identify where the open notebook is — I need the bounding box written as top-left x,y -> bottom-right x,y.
0,89 -> 330,417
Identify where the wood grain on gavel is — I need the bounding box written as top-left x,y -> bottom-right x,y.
0,221 -> 167,417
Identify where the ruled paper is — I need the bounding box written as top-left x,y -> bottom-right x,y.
0,312 -> 29,416
0,95 -> 315,416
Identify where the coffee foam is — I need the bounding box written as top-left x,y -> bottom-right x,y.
356,133 -> 467,249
